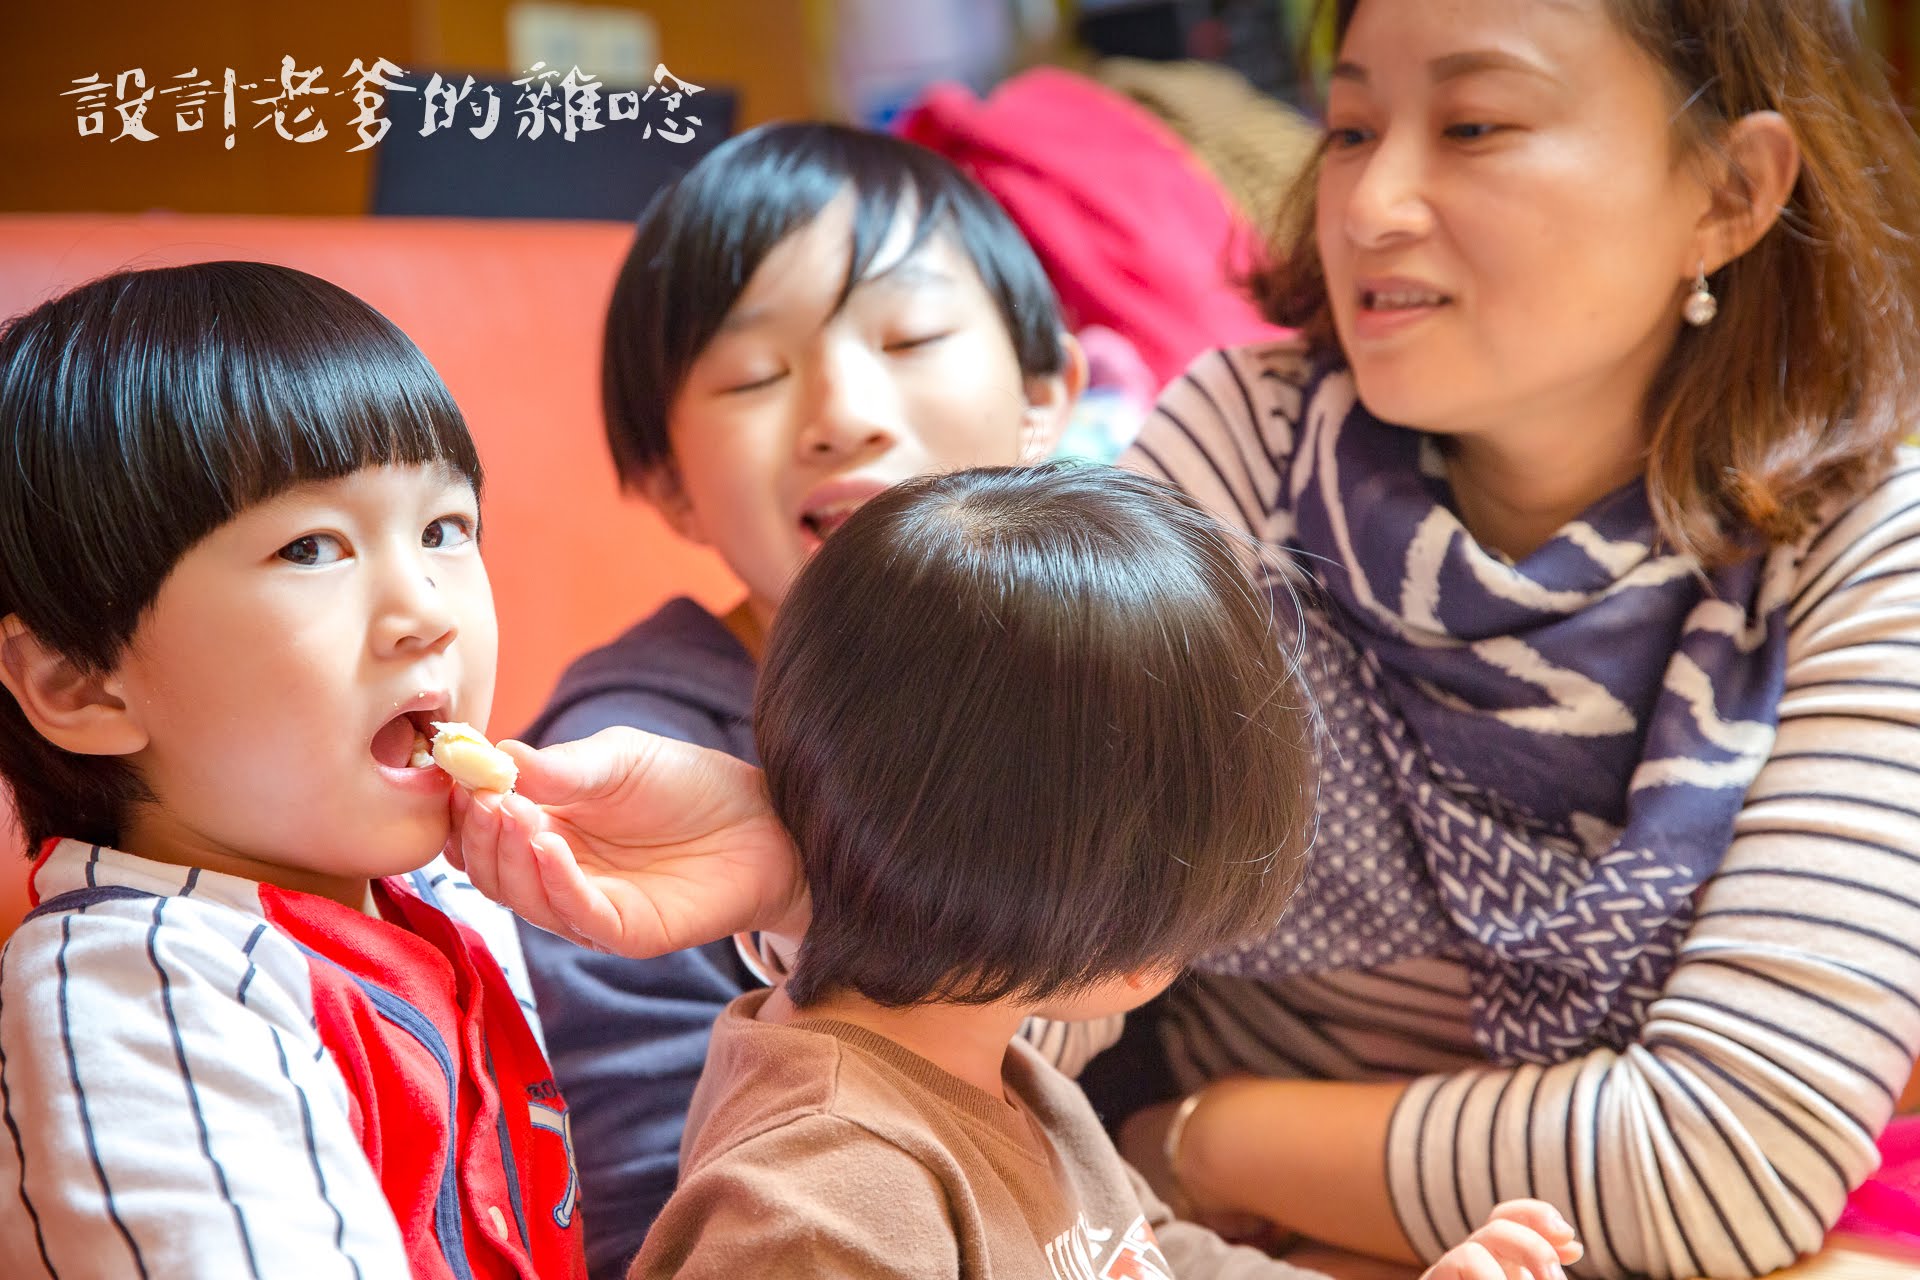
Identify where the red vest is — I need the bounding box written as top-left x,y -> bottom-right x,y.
262,877 -> 587,1280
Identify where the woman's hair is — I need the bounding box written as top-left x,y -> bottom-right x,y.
755,462 -> 1318,1009
601,122 -> 1068,487
0,260 -> 480,850
1256,0 -> 1920,565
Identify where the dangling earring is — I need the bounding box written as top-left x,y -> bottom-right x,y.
1683,262 -> 1717,327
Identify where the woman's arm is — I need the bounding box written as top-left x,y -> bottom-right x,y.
1119,341 -> 1311,550
1144,457 -> 1920,1280
1168,1077 -> 1418,1263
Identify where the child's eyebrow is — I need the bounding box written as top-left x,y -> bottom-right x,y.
852,256 -> 958,298
717,256 -> 959,336
717,306 -> 771,334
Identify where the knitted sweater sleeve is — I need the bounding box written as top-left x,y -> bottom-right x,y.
1387,457 -> 1920,1278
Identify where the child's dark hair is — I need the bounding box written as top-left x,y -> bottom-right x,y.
755,462 -> 1318,1009
602,122 -> 1068,488
0,260 -> 481,851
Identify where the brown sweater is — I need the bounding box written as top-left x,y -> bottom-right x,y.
631,990 -> 1325,1279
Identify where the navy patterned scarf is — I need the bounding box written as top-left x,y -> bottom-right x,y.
1207,362 -> 1794,1065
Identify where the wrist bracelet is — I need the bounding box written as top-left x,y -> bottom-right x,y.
1161,1086 -> 1210,1213
1161,1082 -> 1305,1254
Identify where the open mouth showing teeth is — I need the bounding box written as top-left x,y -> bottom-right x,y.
801,504 -> 860,541
371,709 -> 445,770
1362,289 -> 1450,310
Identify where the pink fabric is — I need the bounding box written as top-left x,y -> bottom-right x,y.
896,69 -> 1287,392
1837,1116 -> 1920,1251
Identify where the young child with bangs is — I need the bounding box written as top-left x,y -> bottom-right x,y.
517,121 -> 1103,1276
0,262 -> 584,1279
611,461 -> 1582,1279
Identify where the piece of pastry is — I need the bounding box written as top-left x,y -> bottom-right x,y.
428,720 -> 518,793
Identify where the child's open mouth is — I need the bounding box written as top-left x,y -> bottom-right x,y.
800,502 -> 860,543
371,708 -> 445,770
798,478 -> 892,547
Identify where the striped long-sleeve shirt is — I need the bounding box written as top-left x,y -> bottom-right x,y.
0,839 -> 586,1280
1126,343 -> 1920,1279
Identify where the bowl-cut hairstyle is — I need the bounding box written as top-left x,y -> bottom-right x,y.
0,261 -> 480,851
756,462 -> 1319,1009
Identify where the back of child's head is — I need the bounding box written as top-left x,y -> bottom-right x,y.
755,462 -> 1317,1009
0,260 -> 480,851
602,121 -> 1068,488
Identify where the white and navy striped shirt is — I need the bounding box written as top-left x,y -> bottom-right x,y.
1127,344 -> 1920,1279
0,841 -> 573,1280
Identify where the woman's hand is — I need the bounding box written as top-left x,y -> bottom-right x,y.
1421,1201 -> 1581,1280
446,726 -> 809,958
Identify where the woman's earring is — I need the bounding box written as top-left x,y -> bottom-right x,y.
1683,264 -> 1717,327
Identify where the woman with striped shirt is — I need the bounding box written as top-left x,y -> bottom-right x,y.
450,1 -> 1920,1275
1099,1 -> 1920,1276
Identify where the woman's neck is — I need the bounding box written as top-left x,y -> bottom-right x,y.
758,983 -> 1029,1102
1443,423 -> 1648,563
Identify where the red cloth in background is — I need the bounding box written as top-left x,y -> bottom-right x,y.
896,69 -> 1288,392
1837,1116 -> 1920,1252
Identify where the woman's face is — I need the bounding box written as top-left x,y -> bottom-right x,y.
1316,0 -> 1712,445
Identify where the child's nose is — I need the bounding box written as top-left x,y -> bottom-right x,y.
797,347 -> 901,459
373,560 -> 459,656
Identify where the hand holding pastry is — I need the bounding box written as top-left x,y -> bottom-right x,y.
445,726 -> 810,959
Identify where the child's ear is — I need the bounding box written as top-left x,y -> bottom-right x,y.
1017,332 -> 1090,463
635,463 -> 710,547
0,616 -> 147,756
1121,963 -> 1183,999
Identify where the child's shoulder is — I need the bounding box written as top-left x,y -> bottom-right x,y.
641,1010 -> 962,1278
0,842 -> 424,1278
1,842 -> 328,1058
3,843 -> 525,1033
11,839 -> 291,962
687,996 -> 945,1164
523,596 -> 757,751
686,995 -> 849,1146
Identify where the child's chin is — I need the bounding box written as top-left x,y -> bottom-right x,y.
368,819 -> 456,878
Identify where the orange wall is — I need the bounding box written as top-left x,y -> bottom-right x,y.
0,0 -> 817,216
